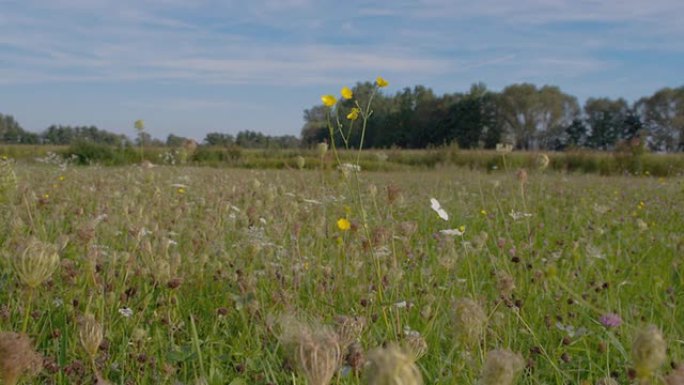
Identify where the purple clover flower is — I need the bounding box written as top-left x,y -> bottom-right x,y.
599,313 -> 622,328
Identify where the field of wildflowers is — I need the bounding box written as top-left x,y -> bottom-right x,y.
0,79 -> 683,385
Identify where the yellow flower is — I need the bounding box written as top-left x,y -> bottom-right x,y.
341,86 -> 353,100
58,175 -> 65,181
337,218 -> 351,231
458,225 -> 466,233
480,210 -> 488,216
346,108 -> 360,121
321,95 -> 337,107
177,187 -> 186,194
376,76 -> 389,88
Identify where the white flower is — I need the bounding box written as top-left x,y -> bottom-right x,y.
508,210 -> 532,221
118,307 -> 133,318
430,198 -> 449,221
439,228 -> 464,236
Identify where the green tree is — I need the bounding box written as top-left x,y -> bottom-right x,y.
584,97 -> 629,150
636,87 -> 684,151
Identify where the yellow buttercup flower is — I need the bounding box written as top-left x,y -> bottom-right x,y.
346,108 -> 360,121
337,218 -> 351,231
341,86 -> 353,100
321,95 -> 337,107
376,76 -> 389,88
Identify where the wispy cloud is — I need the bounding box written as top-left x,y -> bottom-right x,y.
0,0 -> 682,138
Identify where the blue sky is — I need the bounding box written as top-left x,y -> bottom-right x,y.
1,0 -> 683,141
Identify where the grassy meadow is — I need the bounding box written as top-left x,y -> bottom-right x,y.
0,160 -> 683,385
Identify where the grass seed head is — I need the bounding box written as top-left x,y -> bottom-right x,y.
632,324 -> 667,379
478,349 -> 524,385
363,344 -> 423,385
0,331 -> 43,385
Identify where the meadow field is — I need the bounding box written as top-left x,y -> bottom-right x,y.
0,161 -> 683,385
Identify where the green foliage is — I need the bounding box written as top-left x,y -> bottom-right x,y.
62,140 -> 138,165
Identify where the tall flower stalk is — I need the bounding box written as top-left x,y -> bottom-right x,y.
321,76 -> 388,300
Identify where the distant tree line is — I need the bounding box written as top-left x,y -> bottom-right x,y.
3,82 -> 683,152
301,82 -> 684,152
0,115 -> 301,149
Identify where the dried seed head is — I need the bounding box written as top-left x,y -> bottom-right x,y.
79,313 -> 103,359
279,317 -> 341,385
0,158 -> 17,204
0,331 -> 43,385
596,377 -> 619,385
403,334 -> 428,361
317,142 -> 328,157
334,315 -> 366,352
632,324 -> 667,379
496,271 -> 516,298
478,349 -> 524,385
11,237 -> 60,289
536,153 -> 550,170
516,169 -> 528,185
453,298 -> 487,348
666,364 -> 684,385
363,344 -> 423,385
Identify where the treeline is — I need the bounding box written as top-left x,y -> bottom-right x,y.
0,115 -> 300,149
301,82 -> 684,152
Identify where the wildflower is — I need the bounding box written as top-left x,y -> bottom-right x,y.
429,198 -> 449,221
0,332 -> 43,385
599,313 -> 622,328
375,76 -> 389,88
480,209 -> 488,216
363,344 -> 423,385
317,142 -> 329,156
321,95 -> 337,107
478,349 -> 524,385
459,225 -> 466,233
341,86 -> 353,100
12,238 -> 60,289
177,187 -> 186,194
346,107 -> 360,121
58,175 -> 65,181
134,119 -> 145,131
495,143 -> 513,153
337,218 -> 351,231
118,307 -> 133,318
439,228 -> 463,237
79,314 -> 103,359
632,324 -> 667,380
